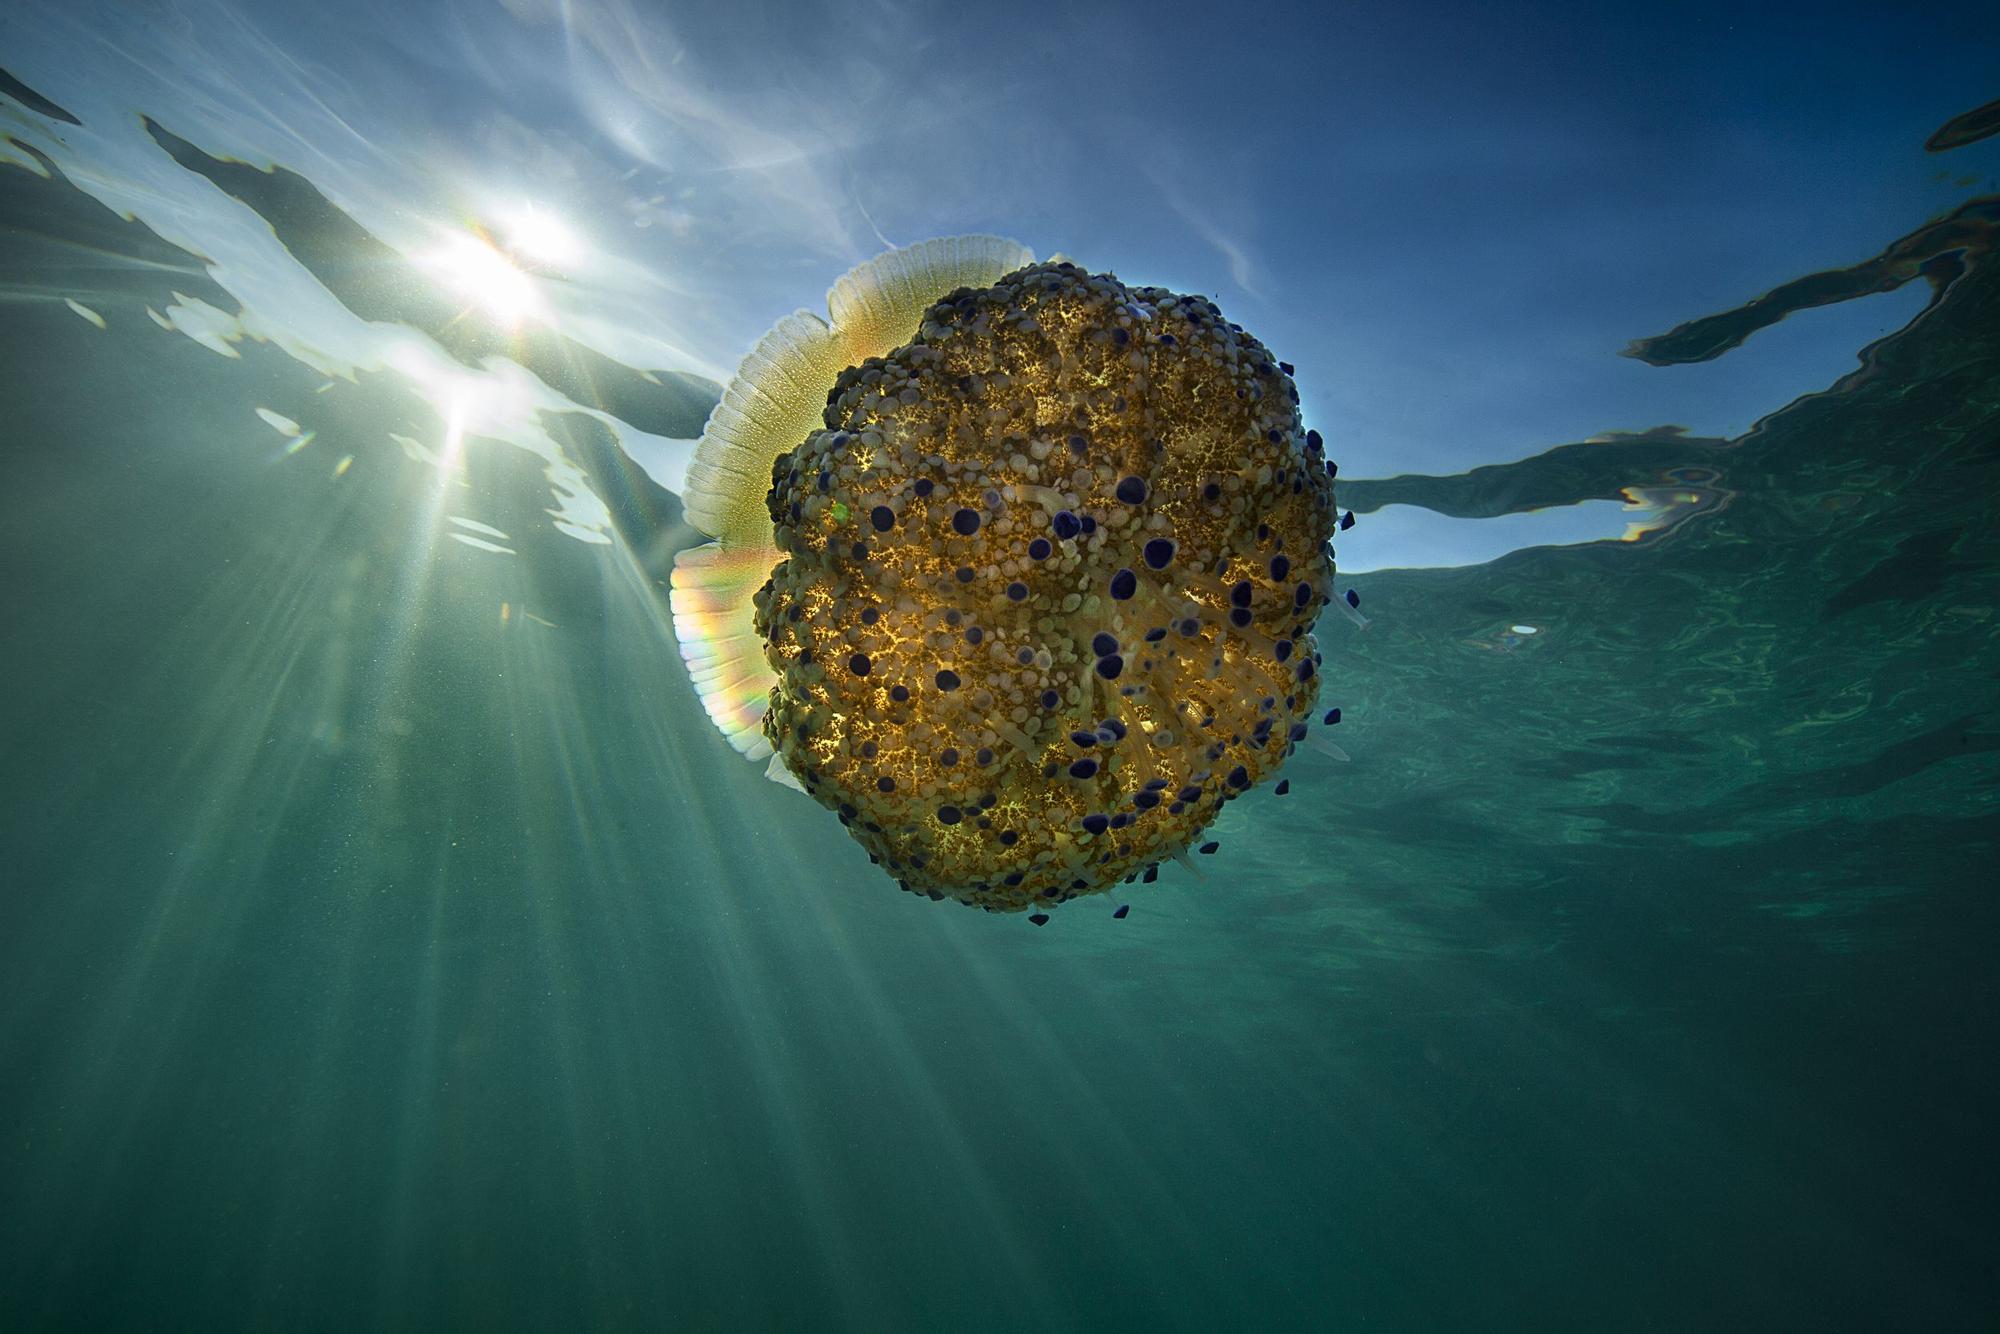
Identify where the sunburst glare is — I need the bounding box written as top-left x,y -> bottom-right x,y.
494,202 -> 585,271
417,227 -> 545,328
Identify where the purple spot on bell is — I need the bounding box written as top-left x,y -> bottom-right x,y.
935,669 -> 960,691
952,507 -> 981,535
870,505 -> 895,532
1109,569 -> 1137,600
1144,538 -> 1176,569
1081,814 -> 1109,835
1029,912 -> 1049,926
1006,581 -> 1029,601
1198,841 -> 1219,855
1092,632 -> 1119,657
1115,476 -> 1148,505
1113,903 -> 1130,918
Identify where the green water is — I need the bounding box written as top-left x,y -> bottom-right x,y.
3,119 -> 1998,1334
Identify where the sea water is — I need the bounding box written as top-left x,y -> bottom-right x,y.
2,3 -> 1996,1330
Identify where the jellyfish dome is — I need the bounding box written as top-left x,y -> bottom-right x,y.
670,237 -> 1342,912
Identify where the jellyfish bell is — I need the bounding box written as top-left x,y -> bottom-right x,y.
669,236 -> 1036,771
669,236 -> 1341,912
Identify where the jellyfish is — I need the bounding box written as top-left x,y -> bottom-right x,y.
670,236 -> 1342,911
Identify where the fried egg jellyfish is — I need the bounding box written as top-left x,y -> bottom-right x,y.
671,237 -> 1347,913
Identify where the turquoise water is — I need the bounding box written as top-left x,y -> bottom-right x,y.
3,9 -> 1998,1331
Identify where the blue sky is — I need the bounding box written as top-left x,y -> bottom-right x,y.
4,0 -> 1995,566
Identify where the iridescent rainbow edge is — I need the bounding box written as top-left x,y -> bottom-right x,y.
668,541 -> 780,761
